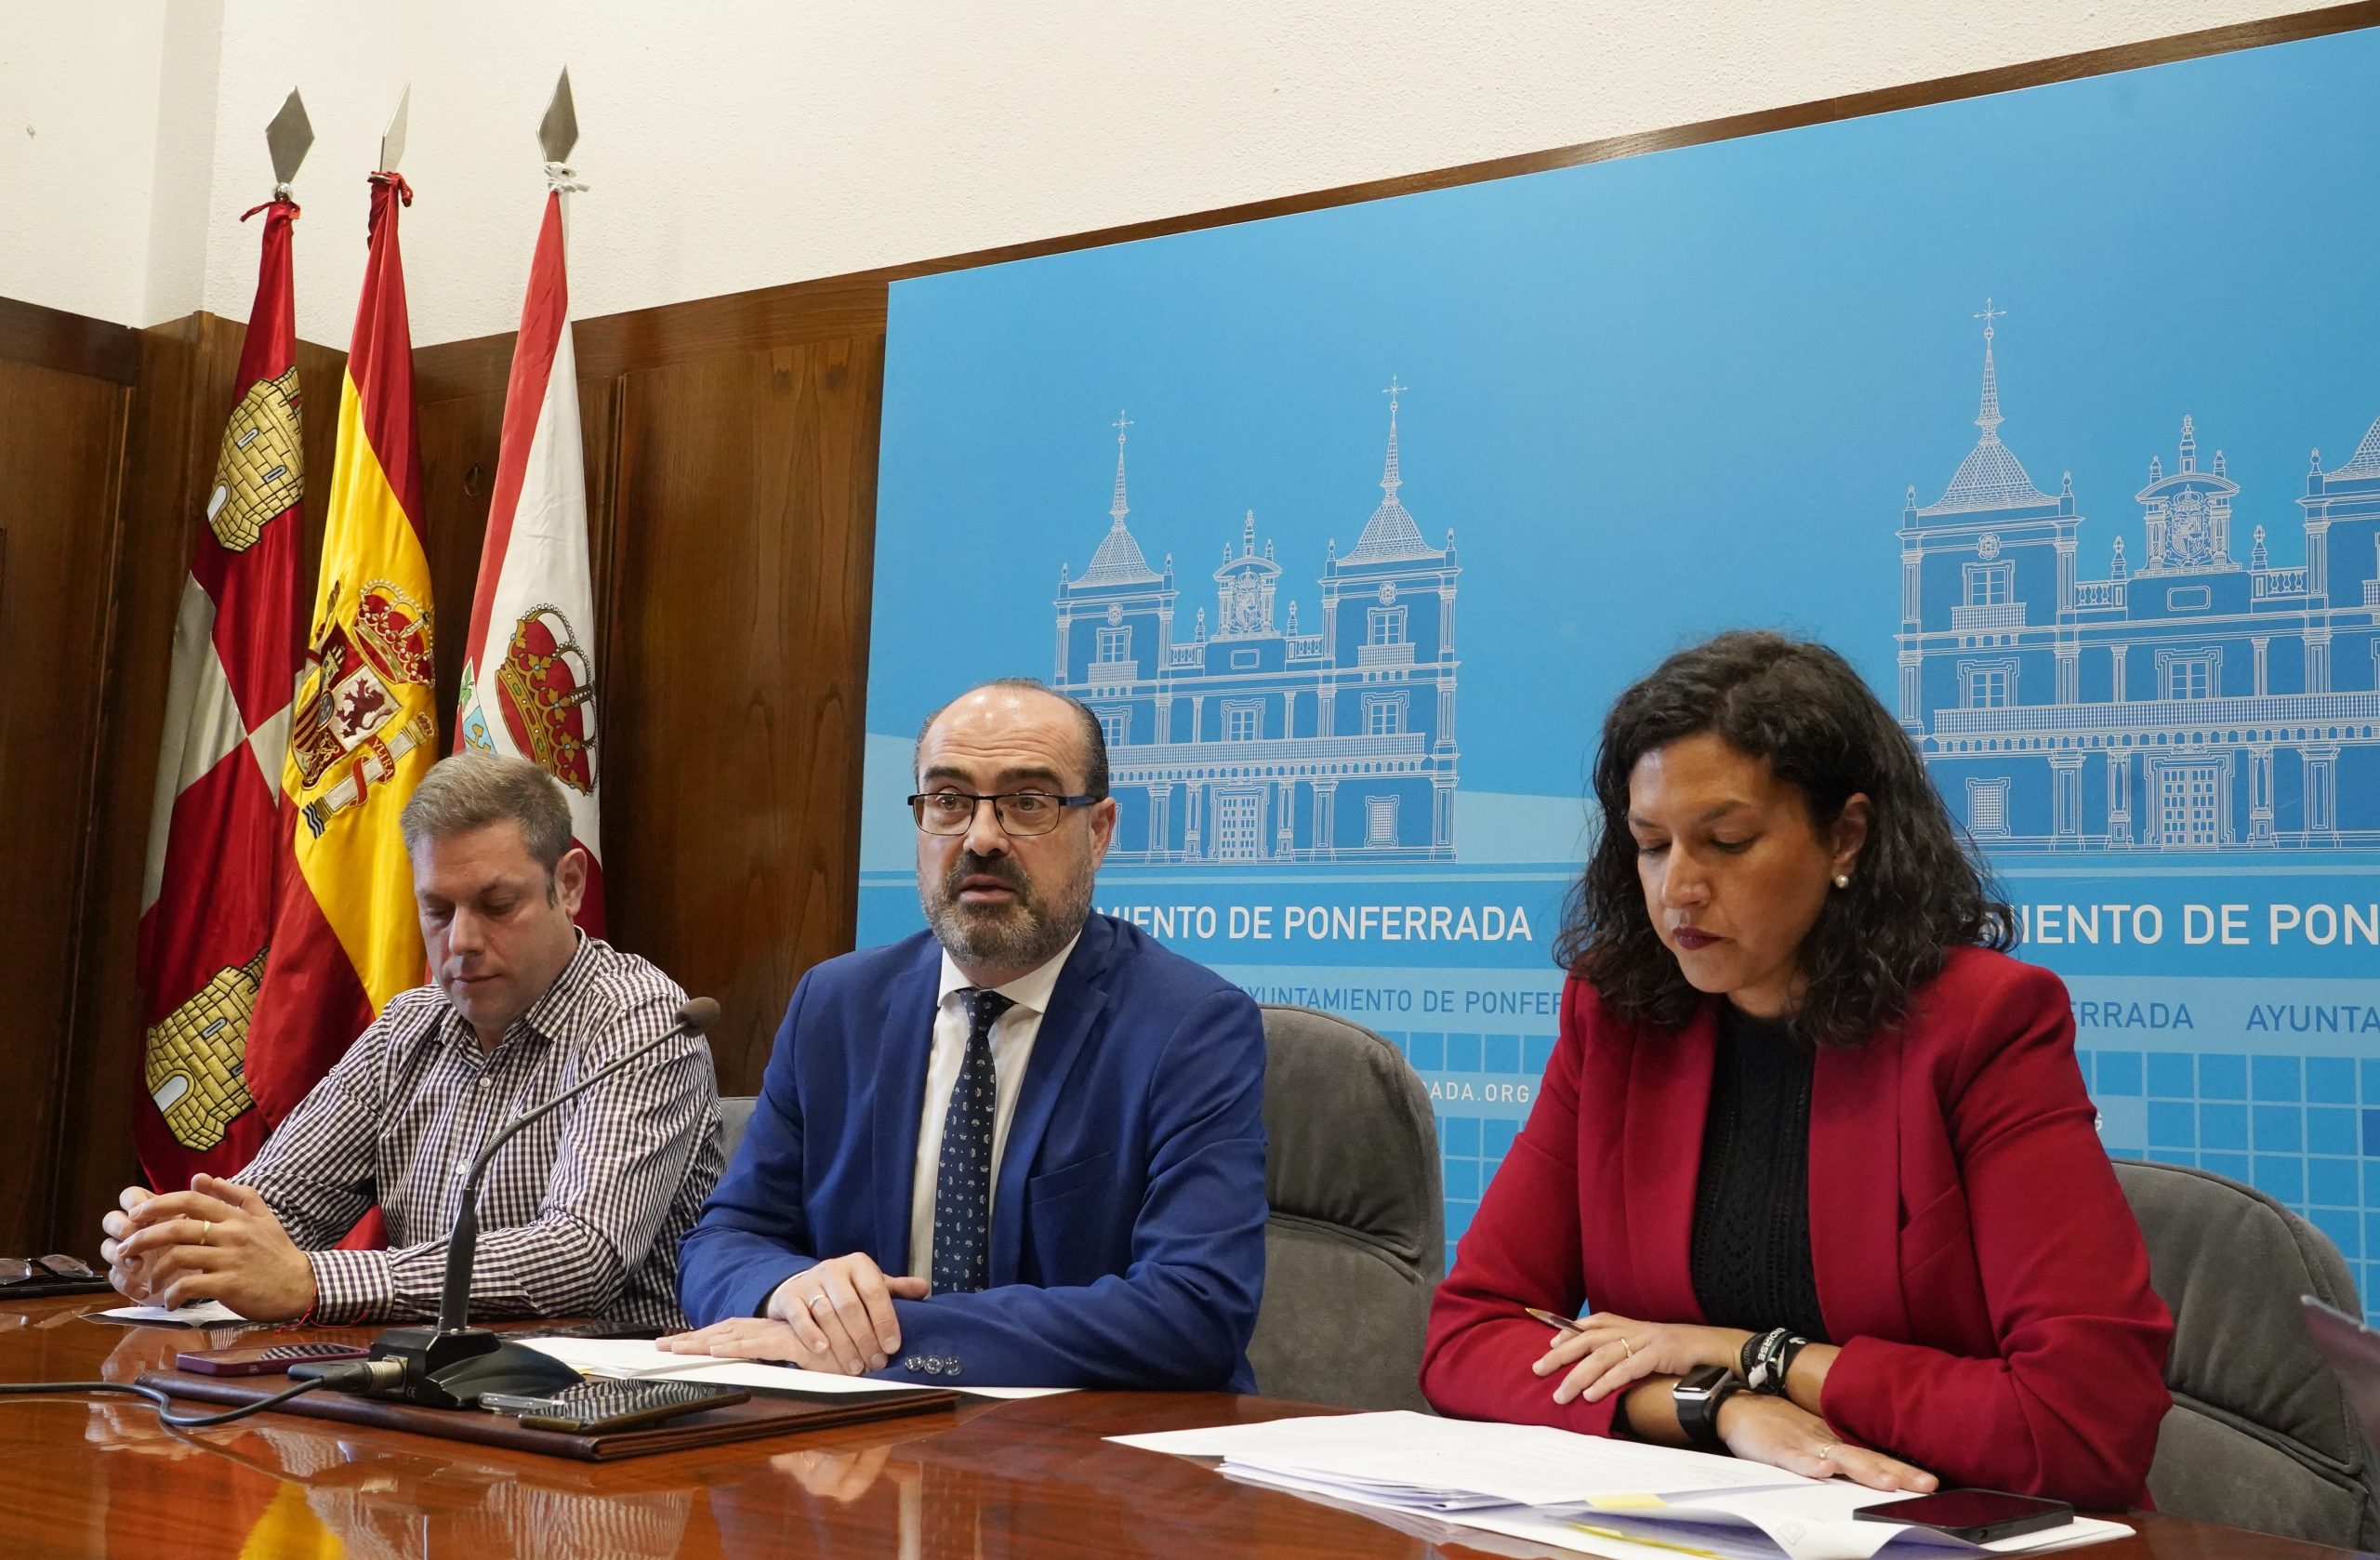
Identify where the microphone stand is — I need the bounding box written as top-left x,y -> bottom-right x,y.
357,997 -> 721,1408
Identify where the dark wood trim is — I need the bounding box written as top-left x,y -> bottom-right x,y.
0,295 -> 141,385
416,275 -> 887,405
412,1 -> 2379,400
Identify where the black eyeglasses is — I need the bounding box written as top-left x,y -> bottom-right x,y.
908,790 -> 1101,837
0,1253 -> 98,1285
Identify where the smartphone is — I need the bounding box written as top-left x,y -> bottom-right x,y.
1852,1489 -> 2074,1542
178,1342 -> 372,1377
478,1377 -> 749,1433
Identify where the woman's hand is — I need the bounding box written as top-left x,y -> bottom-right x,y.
1535,1313 -> 1749,1406
1716,1394 -> 1937,1493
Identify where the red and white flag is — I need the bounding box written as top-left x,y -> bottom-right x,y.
135,197 -> 307,1185
456,177 -> 603,931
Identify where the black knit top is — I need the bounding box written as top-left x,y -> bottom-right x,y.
1686,1001 -> 1830,1343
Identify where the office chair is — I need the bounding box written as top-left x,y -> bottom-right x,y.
1248,1003 -> 1443,1410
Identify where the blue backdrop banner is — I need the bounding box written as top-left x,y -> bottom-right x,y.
866,28 -> 2380,1312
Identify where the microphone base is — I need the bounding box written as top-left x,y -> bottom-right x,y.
369,1326 -> 584,1408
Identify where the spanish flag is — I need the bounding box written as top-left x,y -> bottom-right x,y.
245,171 -> 435,1116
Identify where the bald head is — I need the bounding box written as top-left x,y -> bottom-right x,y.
914,678 -> 1107,800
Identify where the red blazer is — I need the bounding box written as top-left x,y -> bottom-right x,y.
1419,947 -> 2173,1509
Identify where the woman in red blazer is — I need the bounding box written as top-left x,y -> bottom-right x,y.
1420,631 -> 2172,1509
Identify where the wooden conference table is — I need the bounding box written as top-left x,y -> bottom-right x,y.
0,1294 -> 2351,1559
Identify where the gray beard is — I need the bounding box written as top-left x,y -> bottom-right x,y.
921,865 -> 1092,974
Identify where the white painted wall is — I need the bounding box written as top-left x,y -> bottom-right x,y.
2,0 -> 2320,346
0,2 -> 170,328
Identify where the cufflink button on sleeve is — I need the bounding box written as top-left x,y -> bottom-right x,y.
901,1355 -> 919,1372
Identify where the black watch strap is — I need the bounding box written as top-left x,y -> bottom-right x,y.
1673,1364 -> 1740,1453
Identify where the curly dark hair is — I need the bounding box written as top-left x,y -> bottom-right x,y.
1553,630 -> 2014,1049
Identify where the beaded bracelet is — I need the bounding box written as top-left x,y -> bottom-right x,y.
1739,1327 -> 1809,1394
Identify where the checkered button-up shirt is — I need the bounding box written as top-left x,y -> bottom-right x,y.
234,935 -> 723,1329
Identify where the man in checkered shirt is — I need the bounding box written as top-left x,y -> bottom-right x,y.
101,752 -> 722,1329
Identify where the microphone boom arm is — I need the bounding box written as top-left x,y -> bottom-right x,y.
435,997 -> 718,1333
359,996 -> 720,1408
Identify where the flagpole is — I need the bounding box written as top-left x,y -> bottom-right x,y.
132,89 -> 313,1186
452,66 -> 608,934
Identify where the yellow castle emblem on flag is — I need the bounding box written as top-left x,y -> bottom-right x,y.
143,945 -> 267,1151
205,367 -> 304,552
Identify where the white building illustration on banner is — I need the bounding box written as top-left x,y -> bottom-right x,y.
1053,388 -> 1461,863
1897,305 -> 2380,851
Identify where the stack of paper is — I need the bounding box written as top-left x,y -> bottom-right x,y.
1109,1412 -> 2131,1560
516,1335 -> 1075,1401
1117,1410 -> 1805,1512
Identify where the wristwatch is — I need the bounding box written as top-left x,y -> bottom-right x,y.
1673,1364 -> 1742,1453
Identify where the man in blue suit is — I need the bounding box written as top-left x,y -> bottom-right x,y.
669,679 -> 1266,1389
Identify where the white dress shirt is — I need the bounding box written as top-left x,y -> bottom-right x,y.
906,933 -> 1080,1285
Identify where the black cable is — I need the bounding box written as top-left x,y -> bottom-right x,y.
0,1375 -> 326,1429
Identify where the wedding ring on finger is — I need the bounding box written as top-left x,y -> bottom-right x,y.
199,1220 -> 214,1246
808,1292 -> 833,1315
1619,1337 -> 1635,1359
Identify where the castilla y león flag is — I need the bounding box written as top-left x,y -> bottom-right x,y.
242,171 -> 437,1107
134,197 -> 307,1185
455,178 -> 604,932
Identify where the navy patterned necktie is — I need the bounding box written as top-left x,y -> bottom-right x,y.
930,987 -> 1013,1295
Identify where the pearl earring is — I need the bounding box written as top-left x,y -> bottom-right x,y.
1832,874 -> 1851,889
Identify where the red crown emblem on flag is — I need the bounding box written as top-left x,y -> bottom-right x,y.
354,579 -> 433,687
496,605 -> 597,794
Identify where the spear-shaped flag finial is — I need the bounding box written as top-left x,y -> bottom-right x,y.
539,68 -> 578,163
380,84 -> 411,173
266,88 -> 312,194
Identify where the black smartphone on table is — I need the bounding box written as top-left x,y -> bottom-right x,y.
1852,1489 -> 2074,1543
477,1377 -> 749,1433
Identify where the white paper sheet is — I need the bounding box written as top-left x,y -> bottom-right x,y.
1451,1498 -> 2131,1560
91,1301 -> 247,1327
1117,1412 -> 2127,1560
1112,1409 -> 1807,1507
514,1336 -> 1076,1399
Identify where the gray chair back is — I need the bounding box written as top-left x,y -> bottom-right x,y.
1249,1003 -> 1442,1410
2114,1157 -> 2379,1546
717,1094 -> 758,1166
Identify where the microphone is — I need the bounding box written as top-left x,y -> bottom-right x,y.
356,996 -> 721,1408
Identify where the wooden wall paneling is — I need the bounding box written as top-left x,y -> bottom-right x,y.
0,295 -> 139,386
0,356 -> 131,1255
45,314 -> 218,1250
603,331 -> 885,1090
580,374 -> 623,615
50,317 -> 345,1249
415,390 -> 504,745
412,276 -> 891,406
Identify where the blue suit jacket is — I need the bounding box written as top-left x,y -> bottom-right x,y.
678,914 -> 1267,1390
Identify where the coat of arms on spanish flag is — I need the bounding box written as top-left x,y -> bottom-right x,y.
243,170 -> 436,1110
